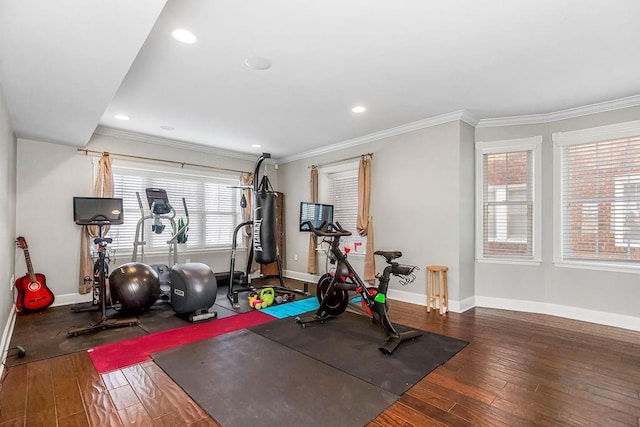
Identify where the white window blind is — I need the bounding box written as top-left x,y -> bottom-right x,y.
559,135 -> 640,264
483,151 -> 533,257
110,166 -> 240,254
328,171 -> 359,235
476,136 -> 541,262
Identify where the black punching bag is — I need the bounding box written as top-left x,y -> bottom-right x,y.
254,190 -> 277,264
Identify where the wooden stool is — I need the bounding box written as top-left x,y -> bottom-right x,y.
426,265 -> 448,315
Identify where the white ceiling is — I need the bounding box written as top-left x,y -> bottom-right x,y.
1,0 -> 639,161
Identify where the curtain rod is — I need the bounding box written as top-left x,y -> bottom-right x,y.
77,148 -> 250,175
310,152 -> 373,169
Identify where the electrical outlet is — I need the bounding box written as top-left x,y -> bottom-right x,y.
185,258 -> 191,263
9,274 -> 15,291
294,254 -> 298,261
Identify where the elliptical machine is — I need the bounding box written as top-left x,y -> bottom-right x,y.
132,188 -> 217,322
132,187 -> 189,268
296,221 -> 422,354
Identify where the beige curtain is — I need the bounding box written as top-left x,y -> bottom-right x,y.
307,166 -> 319,274
357,155 -> 375,282
79,153 -> 114,294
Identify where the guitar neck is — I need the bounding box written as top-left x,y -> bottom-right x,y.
23,249 -> 37,283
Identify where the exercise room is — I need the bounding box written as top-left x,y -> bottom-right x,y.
1,1 -> 639,426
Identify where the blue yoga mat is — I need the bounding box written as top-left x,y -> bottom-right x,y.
261,297 -> 319,319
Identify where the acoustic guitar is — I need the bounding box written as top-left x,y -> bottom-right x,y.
15,237 -> 55,312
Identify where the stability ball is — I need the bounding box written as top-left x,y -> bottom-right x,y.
109,262 -> 161,312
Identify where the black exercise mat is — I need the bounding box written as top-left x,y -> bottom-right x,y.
250,311 -> 468,395
6,297 -> 237,367
7,305 -> 148,367
152,329 -> 398,427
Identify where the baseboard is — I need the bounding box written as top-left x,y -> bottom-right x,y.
0,305 -> 17,380
51,292 -> 92,307
386,288 -> 468,313
283,270 -> 320,284
475,296 -> 640,332
284,270 -> 640,331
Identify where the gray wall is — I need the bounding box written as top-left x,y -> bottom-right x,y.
16,134 -> 256,304
475,106 -> 640,323
8,103 -> 640,332
459,121 -> 476,303
0,82 -> 17,362
279,121 -> 474,307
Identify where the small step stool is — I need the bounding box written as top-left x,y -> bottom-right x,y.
426,265 -> 448,315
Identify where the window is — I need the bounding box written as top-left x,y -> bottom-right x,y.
328,170 -> 359,234
553,120 -> 640,268
476,137 -> 542,262
109,162 -> 240,254
319,162 -> 365,252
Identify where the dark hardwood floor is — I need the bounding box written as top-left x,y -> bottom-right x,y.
1,300 -> 639,426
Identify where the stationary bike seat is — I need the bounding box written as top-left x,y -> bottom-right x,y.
374,251 -> 402,262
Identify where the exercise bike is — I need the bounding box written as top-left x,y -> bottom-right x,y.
295,221 -> 422,354
68,198 -> 138,336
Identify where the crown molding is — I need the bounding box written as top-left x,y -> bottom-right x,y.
93,126 -> 258,162
477,95 -> 640,128
281,109 -> 474,164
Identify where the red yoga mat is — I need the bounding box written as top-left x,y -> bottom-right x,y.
88,310 -> 274,373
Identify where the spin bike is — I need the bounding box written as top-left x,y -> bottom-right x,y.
68,218 -> 138,336
296,221 -> 422,354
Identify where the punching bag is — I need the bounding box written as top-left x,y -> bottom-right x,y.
254,185 -> 277,265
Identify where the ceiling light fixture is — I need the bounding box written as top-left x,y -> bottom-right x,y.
352,106 -> 366,113
114,114 -> 130,121
171,28 -> 197,44
252,144 -> 262,148
245,56 -> 272,71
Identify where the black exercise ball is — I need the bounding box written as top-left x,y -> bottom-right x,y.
109,262 -> 161,312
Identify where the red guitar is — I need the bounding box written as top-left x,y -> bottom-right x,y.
15,237 -> 55,312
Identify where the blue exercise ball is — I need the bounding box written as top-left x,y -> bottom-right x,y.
109,262 -> 161,312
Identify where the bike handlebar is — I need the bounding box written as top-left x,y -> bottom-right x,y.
303,221 -> 352,237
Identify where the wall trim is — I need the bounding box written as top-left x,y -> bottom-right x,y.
386,288 -> 468,313
285,269 -> 639,331
0,305 -> 17,380
51,292 -> 92,307
476,94 -> 640,128
475,296 -> 640,332
279,110 -> 476,164
94,126 -> 257,162
283,270 -> 320,284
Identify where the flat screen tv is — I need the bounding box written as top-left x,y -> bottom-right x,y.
73,197 -> 124,225
299,202 -> 334,232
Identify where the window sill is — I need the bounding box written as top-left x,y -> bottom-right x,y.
476,258 -> 542,266
113,246 -> 241,258
553,260 -> 640,274
315,248 -> 366,256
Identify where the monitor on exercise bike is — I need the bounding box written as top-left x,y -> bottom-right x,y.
73,197 -> 124,225
145,188 -> 172,215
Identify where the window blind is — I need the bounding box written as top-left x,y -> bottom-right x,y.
560,136 -> 640,263
110,166 -> 239,254
482,150 -> 533,257
328,171 -> 359,235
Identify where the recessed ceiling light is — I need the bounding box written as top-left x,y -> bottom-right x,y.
252,144 -> 262,148
352,106 -> 366,113
160,125 -> 174,131
171,28 -> 197,44
114,114 -> 130,121
245,56 -> 272,71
